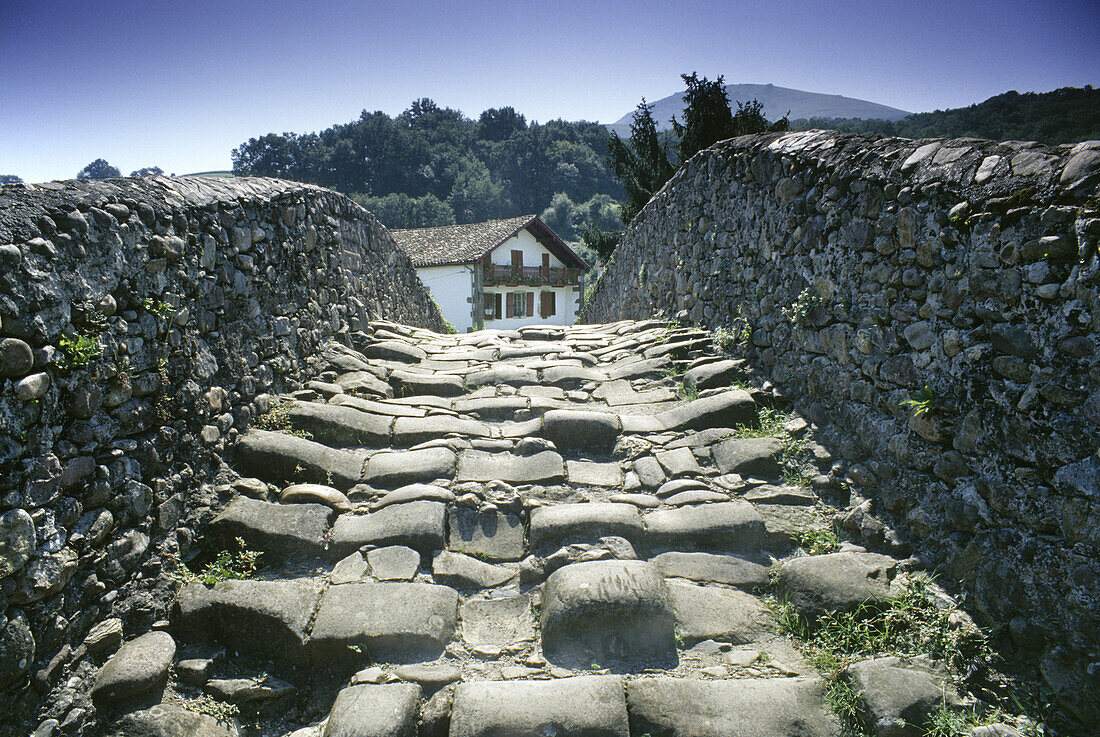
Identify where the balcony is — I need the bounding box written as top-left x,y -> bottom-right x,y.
483,264 -> 580,287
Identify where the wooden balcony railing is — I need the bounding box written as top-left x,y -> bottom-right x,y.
483,264 -> 579,287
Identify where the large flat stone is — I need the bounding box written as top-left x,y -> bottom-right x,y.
460,596 -> 535,649
626,677 -> 838,737
541,365 -> 606,388
451,676 -> 629,737
323,683 -> 422,737
541,560 -> 675,670
236,430 -> 365,489
432,550 -> 516,588
334,371 -> 393,399
286,401 -> 393,447
653,391 -> 757,432
644,501 -> 765,553
542,410 -> 621,450
360,340 -> 427,364
465,365 -> 537,388
392,416 -> 491,445
655,447 -> 702,478
330,501 -> 446,556
632,456 -> 667,489
447,508 -> 525,561
209,498 -> 331,560
389,369 -> 465,398
845,655 -> 962,737
107,703 -> 240,737
456,450 -> 565,484
607,357 -> 671,381
175,578 -> 323,666
776,552 -> 899,619
362,447 -> 456,487
650,551 -> 771,589
683,359 -> 747,391
529,503 -> 644,555
91,631 -> 175,707
452,396 -> 529,420
566,460 -> 623,487
712,436 -> 786,477
330,394 -> 425,417
667,581 -> 773,646
310,582 -> 458,665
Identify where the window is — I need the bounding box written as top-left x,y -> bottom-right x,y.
511,291 -> 527,317
540,291 -> 556,318
483,293 -> 502,321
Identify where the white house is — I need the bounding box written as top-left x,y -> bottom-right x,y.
392,215 -> 589,332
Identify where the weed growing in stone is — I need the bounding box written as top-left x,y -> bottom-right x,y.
784,287 -> 825,326
771,573 -> 992,735
253,398 -> 314,439
143,297 -> 177,319
712,306 -> 753,353
56,333 -> 102,370
169,537 -> 262,586
901,386 -> 936,417
731,406 -> 789,439
792,526 -> 840,555
185,693 -> 240,724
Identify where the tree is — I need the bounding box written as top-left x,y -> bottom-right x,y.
0,174 -> 22,185
607,99 -> 675,225
478,107 -> 527,141
731,98 -> 789,136
350,192 -> 455,229
76,159 -> 121,179
130,166 -> 164,177
672,73 -> 736,161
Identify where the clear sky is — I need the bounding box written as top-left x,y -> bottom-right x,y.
1,0 -> 1096,183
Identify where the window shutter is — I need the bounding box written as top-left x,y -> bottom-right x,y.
506,292 -> 514,318
541,291 -> 555,317
494,293 -> 502,319
526,292 -> 534,318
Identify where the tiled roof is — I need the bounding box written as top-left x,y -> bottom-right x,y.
392,215 -> 535,267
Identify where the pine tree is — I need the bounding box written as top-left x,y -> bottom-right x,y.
607,99 -> 675,225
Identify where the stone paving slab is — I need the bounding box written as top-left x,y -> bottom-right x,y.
451,676 -> 629,737
530,503 -> 644,554
650,551 -> 771,589
565,460 -> 624,487
626,677 -> 839,737
175,578 -> 324,666
286,401 -> 393,447
542,560 -> 675,670
310,582 -> 458,665
209,498 -> 332,560
666,581 -> 774,646
644,501 -> 766,553
236,430 -> 366,489
362,447 -> 456,487
460,596 -> 535,649
447,508 -> 526,561
456,450 -> 565,484
391,416 -> 491,445
329,501 -> 446,556
323,683 -> 421,737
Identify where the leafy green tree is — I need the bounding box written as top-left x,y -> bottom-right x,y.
607,99 -> 676,225
0,174 -> 22,185
731,98 -> 789,136
130,166 -> 164,177
351,192 -> 455,229
580,224 -> 622,262
478,107 -> 527,141
76,158 -> 121,179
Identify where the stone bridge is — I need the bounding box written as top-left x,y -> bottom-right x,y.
0,132 -> 1096,736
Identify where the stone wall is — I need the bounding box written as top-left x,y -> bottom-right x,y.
582,130 -> 1100,721
0,176 -> 445,730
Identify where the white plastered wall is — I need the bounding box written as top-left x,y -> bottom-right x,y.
482,229 -> 581,329
415,264 -> 475,333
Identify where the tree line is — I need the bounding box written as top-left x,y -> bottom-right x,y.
790,86 -> 1099,146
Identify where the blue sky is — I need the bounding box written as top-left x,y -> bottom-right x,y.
1,0 -> 1097,182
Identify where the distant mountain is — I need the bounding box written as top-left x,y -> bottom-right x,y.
608,82 -> 911,134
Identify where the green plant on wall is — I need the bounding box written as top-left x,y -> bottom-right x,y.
784,287 -> 825,327
143,297 -> 177,319
901,385 -> 936,417
56,333 -> 102,370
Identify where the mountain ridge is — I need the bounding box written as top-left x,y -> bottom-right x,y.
607,82 -> 911,133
